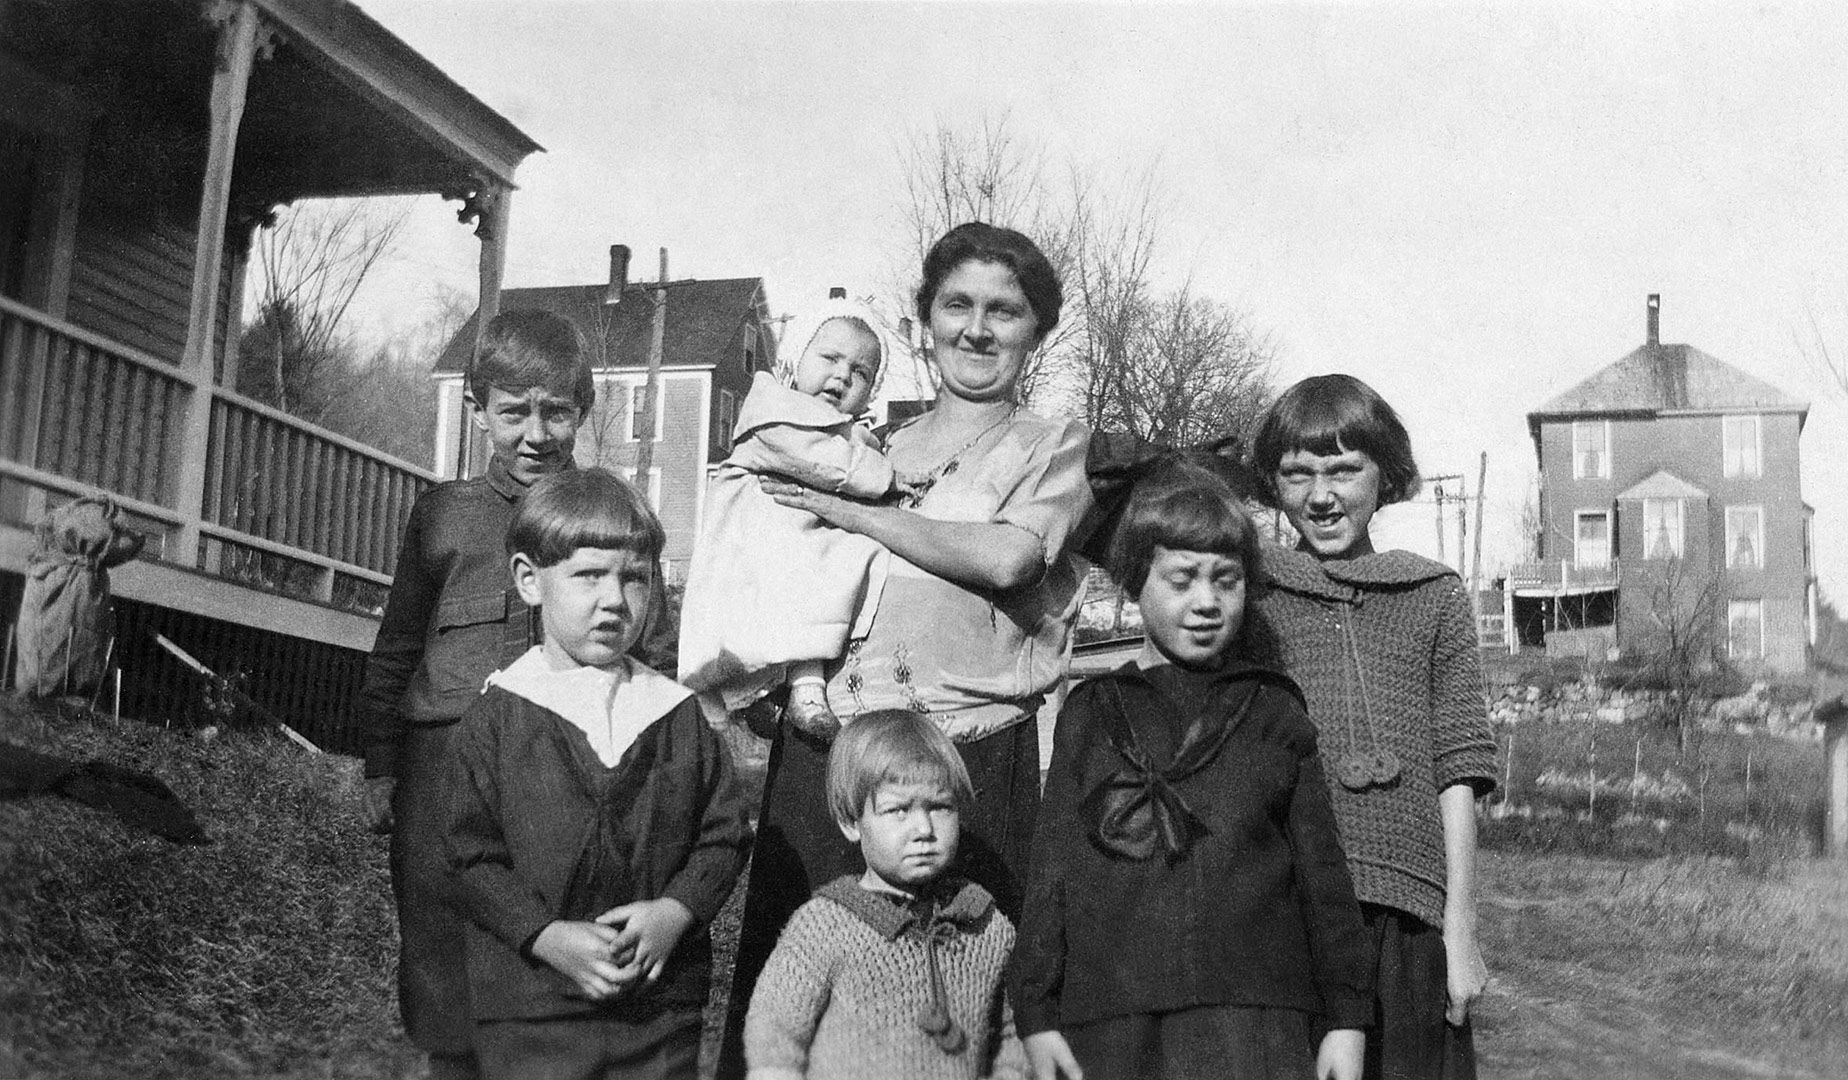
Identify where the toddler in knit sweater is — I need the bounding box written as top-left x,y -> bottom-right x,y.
743,710 -> 1025,1080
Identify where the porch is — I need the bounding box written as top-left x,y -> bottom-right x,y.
1,0 -> 539,748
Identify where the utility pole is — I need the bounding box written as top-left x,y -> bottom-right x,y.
1428,473 -> 1463,570
1471,451 -> 1488,604
634,247 -> 667,503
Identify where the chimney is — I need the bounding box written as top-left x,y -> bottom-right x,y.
605,245 -> 631,305
828,286 -> 846,299
1647,293 -> 1660,346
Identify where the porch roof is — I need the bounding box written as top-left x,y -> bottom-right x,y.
1,0 -> 540,210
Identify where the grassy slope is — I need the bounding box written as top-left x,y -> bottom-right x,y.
0,697 -> 416,1080
1477,850 -> 1848,1079
4,693 -> 1846,1079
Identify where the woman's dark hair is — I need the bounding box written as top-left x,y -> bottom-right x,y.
506,467 -> 665,568
1249,374 -> 1421,507
914,222 -> 1062,339
1107,461 -> 1259,597
470,308 -> 596,412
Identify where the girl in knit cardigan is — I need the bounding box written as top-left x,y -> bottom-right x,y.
743,710 -> 1026,1080
1247,374 -> 1500,1080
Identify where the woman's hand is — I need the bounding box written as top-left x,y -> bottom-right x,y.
759,476 -> 1045,592
1023,1031 -> 1083,1080
760,477 -> 863,530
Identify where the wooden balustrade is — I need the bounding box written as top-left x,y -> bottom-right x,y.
0,294 -> 436,611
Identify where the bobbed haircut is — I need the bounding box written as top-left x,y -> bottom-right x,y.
469,309 -> 596,412
915,222 -> 1063,340
1107,460 -> 1260,597
506,468 -> 664,569
1249,373 -> 1421,507
826,710 -> 976,827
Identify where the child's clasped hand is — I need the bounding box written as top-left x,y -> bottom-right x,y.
530,919 -> 642,1002
596,897 -> 696,984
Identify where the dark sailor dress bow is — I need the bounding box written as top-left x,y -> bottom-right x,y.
1082,677 -> 1262,861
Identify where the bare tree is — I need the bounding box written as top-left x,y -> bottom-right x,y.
1089,284 -> 1277,447
893,114 -> 1084,405
1633,556 -> 1728,750
241,197 -> 407,418
892,115 -> 1275,443
1797,306 -> 1848,398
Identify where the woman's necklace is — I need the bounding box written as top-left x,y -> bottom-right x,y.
898,406 -> 1018,508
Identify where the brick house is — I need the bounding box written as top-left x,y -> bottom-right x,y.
431,246 -> 773,579
1518,295 -> 1815,674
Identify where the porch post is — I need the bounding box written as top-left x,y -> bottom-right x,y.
173,0 -> 263,564
456,184 -> 509,479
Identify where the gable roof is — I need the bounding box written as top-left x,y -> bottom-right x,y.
1617,469 -> 1709,502
1528,343 -> 1808,441
434,278 -> 767,375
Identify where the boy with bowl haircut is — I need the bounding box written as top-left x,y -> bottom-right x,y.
743,710 -> 1026,1080
446,468 -> 753,1080
359,308 -> 594,1079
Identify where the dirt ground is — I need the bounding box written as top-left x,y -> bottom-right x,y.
1472,851 -> 1841,1080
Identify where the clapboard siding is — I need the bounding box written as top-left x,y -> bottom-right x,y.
66,215 -> 194,365
64,212 -> 239,373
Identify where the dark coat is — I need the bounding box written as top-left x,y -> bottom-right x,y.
360,456 -> 537,779
444,685 -> 753,1021
1011,660 -> 1373,1035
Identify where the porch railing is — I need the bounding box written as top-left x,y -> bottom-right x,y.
0,294 -> 436,612
1507,559 -> 1622,592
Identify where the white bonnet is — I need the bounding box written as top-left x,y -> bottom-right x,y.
773,295 -> 891,393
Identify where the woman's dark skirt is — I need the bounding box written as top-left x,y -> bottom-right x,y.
1314,904 -> 1478,1080
1065,1004 -> 1316,1080
712,714 -> 1040,1080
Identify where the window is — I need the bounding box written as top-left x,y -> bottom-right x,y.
625,382 -> 664,442
623,465 -> 662,509
743,326 -> 760,373
717,389 -> 738,453
1728,600 -> 1764,661
1572,421 -> 1610,479
1574,511 -> 1611,568
1642,498 -> 1683,559
1725,506 -> 1764,569
1723,415 -> 1761,478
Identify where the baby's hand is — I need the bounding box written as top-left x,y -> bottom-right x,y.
893,471 -> 934,502
596,898 -> 695,983
530,920 -> 636,1001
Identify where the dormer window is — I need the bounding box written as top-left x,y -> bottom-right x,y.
1572,421 -> 1610,479
1723,415 -> 1761,478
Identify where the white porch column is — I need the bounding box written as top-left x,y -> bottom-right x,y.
173,0 -> 263,562
453,184 -> 509,479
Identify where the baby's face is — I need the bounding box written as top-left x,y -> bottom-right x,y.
793,319 -> 880,416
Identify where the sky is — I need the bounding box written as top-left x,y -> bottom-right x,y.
339,0 -> 1848,600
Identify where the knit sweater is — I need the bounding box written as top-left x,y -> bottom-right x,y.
744,877 -> 1026,1080
1248,545 -> 1500,929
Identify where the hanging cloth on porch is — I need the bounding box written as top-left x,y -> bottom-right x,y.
16,495 -> 144,698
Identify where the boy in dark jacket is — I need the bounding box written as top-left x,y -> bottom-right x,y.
445,468 -> 752,1080
360,309 -> 593,1079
